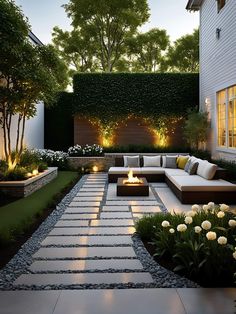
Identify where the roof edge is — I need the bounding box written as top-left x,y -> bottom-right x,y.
186,0 -> 203,11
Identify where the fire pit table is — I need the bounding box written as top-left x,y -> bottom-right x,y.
117,177 -> 149,196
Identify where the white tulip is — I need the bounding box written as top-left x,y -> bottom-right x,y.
233,251 -> 236,260
186,211 -> 196,217
229,220 -> 236,228
177,224 -> 187,232
220,204 -> 229,211
206,231 -> 217,241
169,228 -> 175,234
161,220 -> 170,228
201,220 -> 212,230
217,236 -> 227,245
184,216 -> 193,224
203,204 -> 210,211
217,211 -> 225,218
192,204 -> 200,212
194,226 -> 202,234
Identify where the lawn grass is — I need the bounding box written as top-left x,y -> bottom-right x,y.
0,171 -> 79,244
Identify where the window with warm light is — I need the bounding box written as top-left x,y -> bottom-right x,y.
217,85 -> 236,149
217,0 -> 226,13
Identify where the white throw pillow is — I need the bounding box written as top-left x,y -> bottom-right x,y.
143,156 -> 161,167
123,155 -> 140,167
199,161 -> 217,180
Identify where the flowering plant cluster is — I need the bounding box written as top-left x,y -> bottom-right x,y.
68,144 -> 103,157
33,149 -> 69,170
136,203 -> 236,286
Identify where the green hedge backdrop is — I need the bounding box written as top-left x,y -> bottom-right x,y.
45,73 -> 199,150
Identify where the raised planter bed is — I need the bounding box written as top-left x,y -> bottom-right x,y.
0,167 -> 58,198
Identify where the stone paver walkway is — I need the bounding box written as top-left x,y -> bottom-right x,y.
1,174 -> 235,313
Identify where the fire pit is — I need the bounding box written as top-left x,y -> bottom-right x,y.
117,169 -> 149,196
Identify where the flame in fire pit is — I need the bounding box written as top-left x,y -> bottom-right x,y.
123,169 -> 143,184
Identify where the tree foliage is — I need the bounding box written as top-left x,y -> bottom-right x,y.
63,0 -> 150,72
166,29 -> 199,72
0,0 -> 68,169
184,110 -> 210,149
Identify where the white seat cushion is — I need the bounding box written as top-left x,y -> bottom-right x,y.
168,175 -> 236,192
164,168 -> 189,179
108,167 -> 142,174
141,167 -> 165,174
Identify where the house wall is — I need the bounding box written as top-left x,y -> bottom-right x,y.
199,0 -> 236,160
0,102 -> 44,159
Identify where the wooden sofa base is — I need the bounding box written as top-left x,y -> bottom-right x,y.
165,177 -> 236,204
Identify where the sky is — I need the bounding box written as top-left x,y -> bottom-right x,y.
15,0 -> 199,44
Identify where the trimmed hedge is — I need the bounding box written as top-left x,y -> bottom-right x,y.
73,73 -> 199,123
44,92 -> 74,151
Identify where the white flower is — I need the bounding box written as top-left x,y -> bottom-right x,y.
208,202 -> 215,208
233,251 -> 236,260
220,204 -> 229,211
206,231 -> 217,241
177,224 -> 187,232
217,211 -> 225,218
192,204 -> 200,212
184,216 -> 193,224
194,226 -> 202,234
217,236 -> 227,245
161,220 -> 170,228
229,220 -> 236,228
186,211 -> 196,217
203,204 -> 210,211
201,220 -> 212,230
169,228 -> 175,234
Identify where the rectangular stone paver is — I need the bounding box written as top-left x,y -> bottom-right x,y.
54,221 -> 89,227
72,196 -> 103,202
82,184 -> 105,188
79,188 -> 104,192
131,206 -> 161,213
102,206 -> 130,212
64,207 -> 99,214
100,212 -> 132,219
61,214 -> 98,220
41,235 -> 133,246
14,272 -> 153,286
69,202 -> 100,207
91,219 -> 134,226
49,227 -> 135,236
106,201 -> 159,206
77,192 -> 104,196
29,259 -> 143,272
33,247 -> 136,259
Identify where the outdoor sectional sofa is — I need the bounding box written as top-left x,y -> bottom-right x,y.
108,155 -> 236,204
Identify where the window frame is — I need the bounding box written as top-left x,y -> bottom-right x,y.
217,0 -> 226,13
217,85 -> 236,151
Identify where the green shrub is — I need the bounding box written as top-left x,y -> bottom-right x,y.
104,145 -> 190,154
19,149 -> 42,167
136,204 -> 236,285
3,167 -> 28,181
212,159 -> 236,180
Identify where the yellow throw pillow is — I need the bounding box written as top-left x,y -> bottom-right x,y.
177,156 -> 189,169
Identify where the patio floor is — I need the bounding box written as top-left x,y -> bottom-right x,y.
0,173 -> 235,313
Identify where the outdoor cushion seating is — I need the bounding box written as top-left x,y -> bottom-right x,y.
108,155 -> 235,204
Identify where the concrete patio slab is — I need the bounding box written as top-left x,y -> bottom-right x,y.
100,212 -> 132,218
54,220 -> 89,227
102,205 -> 130,211
64,207 -> 99,214
131,205 -> 161,213
90,219 -> 134,226
69,201 -> 101,207
60,213 -> 98,220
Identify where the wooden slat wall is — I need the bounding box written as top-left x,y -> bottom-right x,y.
74,116 -> 100,145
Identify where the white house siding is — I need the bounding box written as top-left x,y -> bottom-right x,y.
0,102 -> 44,159
199,0 -> 236,160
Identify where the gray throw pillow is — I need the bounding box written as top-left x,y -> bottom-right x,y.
165,156 -> 177,169
125,156 -> 140,167
188,162 -> 199,175
184,159 -> 191,172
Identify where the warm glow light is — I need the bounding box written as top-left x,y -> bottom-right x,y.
92,165 -> 98,172
26,172 -> 32,178
102,137 -> 113,147
32,169 -> 39,176
123,169 -> 143,184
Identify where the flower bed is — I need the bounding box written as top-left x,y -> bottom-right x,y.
135,203 -> 236,287
0,167 -> 58,198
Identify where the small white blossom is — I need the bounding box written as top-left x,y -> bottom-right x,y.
208,202 -> 215,208
206,231 -> 217,241
185,211 -> 196,217
169,228 -> 175,234
184,216 -> 193,224
194,226 -> 202,234
201,220 -> 212,230
228,220 -> 236,228
203,204 -> 210,211
192,204 -> 200,212
217,211 -> 225,218
220,204 -> 229,211
233,251 -> 236,260
177,224 -> 187,232
217,236 -> 227,245
161,220 -> 170,228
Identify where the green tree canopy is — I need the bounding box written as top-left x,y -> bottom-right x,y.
166,29 -> 199,73
126,28 -> 169,72
64,0 -> 150,72
0,0 -> 68,169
